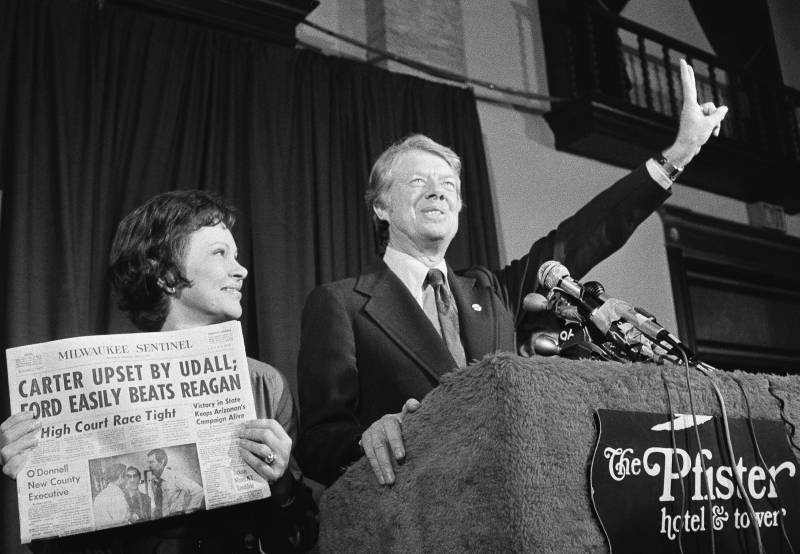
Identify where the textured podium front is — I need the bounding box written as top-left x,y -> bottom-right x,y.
319,354 -> 800,552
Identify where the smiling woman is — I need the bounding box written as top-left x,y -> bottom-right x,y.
161,223 -> 248,330
107,191 -> 241,333
0,190 -> 318,553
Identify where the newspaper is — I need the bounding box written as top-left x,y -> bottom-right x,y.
5,321 -> 269,543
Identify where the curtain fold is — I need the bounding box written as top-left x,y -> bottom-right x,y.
0,1 -> 498,550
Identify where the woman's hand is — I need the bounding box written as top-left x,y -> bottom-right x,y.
237,419 -> 292,483
1,411 -> 41,479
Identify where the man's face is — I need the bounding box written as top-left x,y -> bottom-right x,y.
147,455 -> 165,477
374,149 -> 462,254
125,470 -> 140,492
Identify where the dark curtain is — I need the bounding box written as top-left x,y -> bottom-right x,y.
0,0 -> 499,550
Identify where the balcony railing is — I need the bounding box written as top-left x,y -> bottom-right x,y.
540,0 -> 800,211
615,27 -> 799,160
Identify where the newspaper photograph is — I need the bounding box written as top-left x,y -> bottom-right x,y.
5,320 -> 269,543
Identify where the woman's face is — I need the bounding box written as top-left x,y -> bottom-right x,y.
163,223 -> 248,330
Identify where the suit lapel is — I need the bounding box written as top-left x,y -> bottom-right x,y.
449,269 -> 497,363
357,262 -> 456,382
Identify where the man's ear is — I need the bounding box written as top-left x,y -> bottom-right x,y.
372,200 -> 389,223
373,203 -> 389,223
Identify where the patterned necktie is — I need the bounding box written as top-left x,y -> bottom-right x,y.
425,269 -> 467,368
152,478 -> 163,519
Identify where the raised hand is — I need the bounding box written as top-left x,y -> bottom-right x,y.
666,59 -> 729,167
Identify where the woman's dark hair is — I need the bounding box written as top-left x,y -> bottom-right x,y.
108,190 -> 236,331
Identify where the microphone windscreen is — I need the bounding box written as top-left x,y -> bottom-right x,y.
537,260 -> 570,291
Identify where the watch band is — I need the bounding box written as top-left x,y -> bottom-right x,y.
655,153 -> 683,181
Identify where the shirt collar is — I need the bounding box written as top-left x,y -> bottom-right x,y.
383,246 -> 449,302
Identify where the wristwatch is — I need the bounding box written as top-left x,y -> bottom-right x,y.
655,153 -> 684,181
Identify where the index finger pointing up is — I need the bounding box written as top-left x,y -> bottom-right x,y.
680,59 -> 697,105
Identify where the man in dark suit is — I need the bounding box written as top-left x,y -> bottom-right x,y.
296,60 -> 728,487
123,466 -> 151,523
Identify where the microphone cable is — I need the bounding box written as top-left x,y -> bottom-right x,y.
733,376 -> 795,554
661,366 -> 687,554
694,362 -> 765,554
770,381 -> 800,453
678,348 -> 716,554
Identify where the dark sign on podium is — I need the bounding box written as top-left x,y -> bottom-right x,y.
591,409 -> 800,553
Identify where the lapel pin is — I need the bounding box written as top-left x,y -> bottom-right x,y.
471,304 -> 482,312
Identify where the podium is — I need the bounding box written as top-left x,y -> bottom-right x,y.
318,354 -> 800,552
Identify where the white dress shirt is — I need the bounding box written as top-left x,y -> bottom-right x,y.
383,246 -> 453,336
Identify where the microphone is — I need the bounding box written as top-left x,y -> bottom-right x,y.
537,261 -> 686,352
607,319 -> 678,364
533,334 -> 560,356
522,293 -> 549,313
522,292 -> 582,322
521,292 -> 592,358
537,261 -> 605,316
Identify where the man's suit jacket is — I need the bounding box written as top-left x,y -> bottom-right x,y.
297,165 -> 670,486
